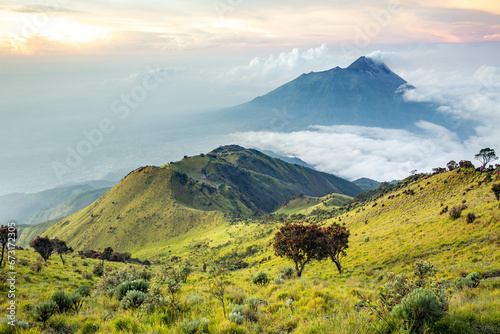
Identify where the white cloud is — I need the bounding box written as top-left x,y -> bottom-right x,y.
402,65 -> 500,144
230,124 -> 471,182
366,50 -> 402,65
223,43 -> 337,86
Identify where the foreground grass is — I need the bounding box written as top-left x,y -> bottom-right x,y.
1,247 -> 499,334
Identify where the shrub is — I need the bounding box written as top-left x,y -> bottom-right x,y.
219,323 -> 247,334
114,279 -> 150,300
82,271 -> 93,280
180,318 -> 210,334
93,264 -> 104,277
454,272 -> 481,290
69,291 -> 84,313
492,183 -> 500,201
179,264 -> 193,283
252,272 -> 270,287
466,212 -> 476,224
449,205 -> 466,220
30,261 -> 43,272
355,261 -> 450,324
80,322 -> 99,334
0,318 -> 30,333
120,290 -> 147,309
113,318 -> 139,333
246,298 -> 260,312
274,277 -> 285,285
76,284 -> 92,297
281,267 -> 294,279
229,304 -> 245,325
391,288 -> 445,333
96,266 -> 144,293
18,258 -> 29,266
49,290 -> 73,313
33,300 -> 58,324
466,272 -> 481,288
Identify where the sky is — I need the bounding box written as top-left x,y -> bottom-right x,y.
1,0 -> 499,195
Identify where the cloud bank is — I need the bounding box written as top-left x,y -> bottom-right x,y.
230,123 -> 468,182
230,62 -> 500,182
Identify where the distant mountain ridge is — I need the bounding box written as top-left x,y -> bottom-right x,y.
0,181 -> 115,226
353,177 -> 381,192
253,150 -> 316,170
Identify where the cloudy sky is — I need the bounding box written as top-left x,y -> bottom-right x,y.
1,0 -> 499,195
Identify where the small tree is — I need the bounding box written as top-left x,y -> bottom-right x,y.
30,236 -> 55,261
474,148 -> 498,168
52,238 -> 73,265
0,225 -> 17,267
447,160 -> 458,171
322,224 -> 350,273
273,222 -> 328,277
101,247 -> 113,266
205,266 -> 229,317
459,160 -> 474,169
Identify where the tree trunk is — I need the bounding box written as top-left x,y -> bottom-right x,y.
0,245 -> 5,267
60,254 -> 66,265
333,259 -> 342,273
294,262 -> 302,277
329,254 -> 343,273
221,298 -> 226,317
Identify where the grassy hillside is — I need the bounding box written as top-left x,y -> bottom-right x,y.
24,187 -> 110,226
5,168 -> 500,333
336,168 -> 500,275
274,193 -> 352,215
130,168 -> 500,277
43,145 -> 361,252
17,219 -> 60,248
169,145 -> 362,211
42,166 -> 226,253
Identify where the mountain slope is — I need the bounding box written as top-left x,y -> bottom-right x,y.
211,56 -> 470,137
258,150 -> 316,170
353,177 -> 381,192
17,219 -> 60,248
43,145 -> 361,252
24,187 -> 111,225
169,145 -> 361,212
133,167 -> 500,278
0,181 -> 115,225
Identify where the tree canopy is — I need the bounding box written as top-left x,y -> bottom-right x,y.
274,222 -> 350,277
322,224 -> 350,273
52,238 -> 73,265
30,236 -> 55,261
474,148 -> 498,168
